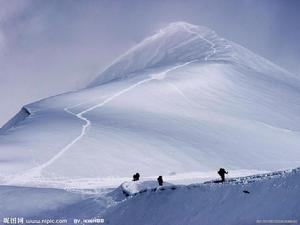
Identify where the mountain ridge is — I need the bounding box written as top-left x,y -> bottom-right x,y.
89,22 -> 299,89
88,22 -> 233,87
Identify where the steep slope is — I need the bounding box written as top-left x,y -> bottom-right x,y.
0,22 -> 300,187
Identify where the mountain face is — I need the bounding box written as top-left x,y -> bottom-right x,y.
1,22 -> 300,186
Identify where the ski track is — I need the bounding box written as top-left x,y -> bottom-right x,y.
9,31 -> 218,183
15,61 -> 197,181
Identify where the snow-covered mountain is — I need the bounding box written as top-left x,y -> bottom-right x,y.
1,21 -> 300,225
1,22 -> 300,187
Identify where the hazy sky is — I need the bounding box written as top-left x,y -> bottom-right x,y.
0,0 -> 299,126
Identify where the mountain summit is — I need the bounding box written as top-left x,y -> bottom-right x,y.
89,22 -> 298,87
89,22 -> 231,86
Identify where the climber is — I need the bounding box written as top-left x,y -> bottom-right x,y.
133,172 -> 140,181
218,168 -> 228,182
157,176 -> 163,186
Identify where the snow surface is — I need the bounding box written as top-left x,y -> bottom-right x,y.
0,168 -> 299,225
0,107 -> 31,133
0,22 -> 300,224
104,168 -> 300,225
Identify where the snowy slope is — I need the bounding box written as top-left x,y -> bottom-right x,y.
104,168 -> 300,225
0,168 -> 299,225
0,107 -> 30,132
88,22 -> 231,86
0,22 -> 300,187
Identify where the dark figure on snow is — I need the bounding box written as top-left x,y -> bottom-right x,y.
218,168 -> 228,182
133,173 -> 140,181
157,176 -> 163,186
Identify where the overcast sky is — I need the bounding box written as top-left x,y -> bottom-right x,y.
0,0 -> 299,126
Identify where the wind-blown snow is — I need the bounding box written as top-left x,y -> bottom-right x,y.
88,22 -> 229,86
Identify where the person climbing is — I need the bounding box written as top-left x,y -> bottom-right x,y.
218,168 -> 228,182
157,176 -> 163,186
133,172 -> 140,181
135,172 -> 140,181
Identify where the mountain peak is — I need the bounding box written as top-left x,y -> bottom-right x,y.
88,22 -> 231,87
161,21 -> 198,29
88,22 -> 297,88
153,21 -> 204,36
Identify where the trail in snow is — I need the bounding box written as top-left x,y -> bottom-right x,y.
36,108 -> 92,170
9,61 -> 196,183
7,29 -> 219,183
46,61 -> 195,169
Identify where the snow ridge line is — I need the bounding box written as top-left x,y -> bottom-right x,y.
124,168 -> 300,198
15,61 -> 196,180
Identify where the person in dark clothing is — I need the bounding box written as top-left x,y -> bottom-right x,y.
218,168 -> 228,182
133,173 -> 140,181
157,176 -> 163,186
135,173 -> 140,181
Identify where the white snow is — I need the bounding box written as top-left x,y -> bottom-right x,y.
104,168 -> 300,225
1,22 -> 300,184
0,22 -> 300,224
88,22 -> 229,86
0,168 -> 299,225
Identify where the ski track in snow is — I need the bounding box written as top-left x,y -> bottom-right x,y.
7,30 -> 219,184
12,61 -> 197,182
54,62 -> 195,168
